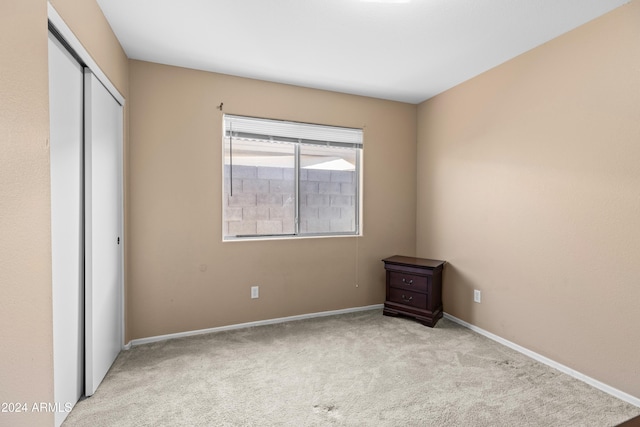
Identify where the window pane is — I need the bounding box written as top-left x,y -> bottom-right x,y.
223,115 -> 362,240
299,145 -> 358,235
224,138 -> 295,237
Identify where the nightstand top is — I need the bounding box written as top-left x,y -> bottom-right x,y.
382,255 -> 446,269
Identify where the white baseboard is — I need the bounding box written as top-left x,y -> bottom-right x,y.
126,304 -> 384,347
443,312 -> 640,408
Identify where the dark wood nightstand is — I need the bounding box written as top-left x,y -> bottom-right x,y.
382,255 -> 446,327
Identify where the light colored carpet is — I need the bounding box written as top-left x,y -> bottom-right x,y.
63,309 -> 639,426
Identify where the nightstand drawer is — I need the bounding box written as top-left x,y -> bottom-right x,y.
389,272 -> 428,293
388,287 -> 427,309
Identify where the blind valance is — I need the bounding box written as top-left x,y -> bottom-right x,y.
224,115 -> 363,149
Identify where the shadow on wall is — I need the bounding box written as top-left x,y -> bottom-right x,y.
443,263 -> 481,324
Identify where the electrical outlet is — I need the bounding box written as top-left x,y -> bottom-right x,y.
474,289 -> 481,303
251,286 -> 259,299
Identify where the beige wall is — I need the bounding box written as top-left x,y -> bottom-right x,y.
417,1 -> 640,399
1,1 -> 54,425
0,1 -> 127,425
127,60 -> 417,340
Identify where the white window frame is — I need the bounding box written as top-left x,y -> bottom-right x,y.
222,114 -> 363,241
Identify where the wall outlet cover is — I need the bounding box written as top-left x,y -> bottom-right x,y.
474,289 -> 481,303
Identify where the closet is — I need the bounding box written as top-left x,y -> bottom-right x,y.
48,13 -> 124,427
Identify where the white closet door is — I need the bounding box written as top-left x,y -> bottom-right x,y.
84,70 -> 124,396
49,32 -> 84,427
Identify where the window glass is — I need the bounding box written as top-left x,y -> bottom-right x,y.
299,144 -> 357,234
223,115 -> 362,240
224,139 -> 295,236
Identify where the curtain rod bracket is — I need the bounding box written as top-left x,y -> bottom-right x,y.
217,102 -> 224,111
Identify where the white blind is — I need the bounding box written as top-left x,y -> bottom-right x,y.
224,115 -> 363,148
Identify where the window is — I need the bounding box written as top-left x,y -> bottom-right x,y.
223,115 -> 363,240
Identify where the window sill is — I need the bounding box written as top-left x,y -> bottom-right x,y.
222,232 -> 362,243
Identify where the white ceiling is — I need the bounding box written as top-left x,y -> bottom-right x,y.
96,0 -> 629,104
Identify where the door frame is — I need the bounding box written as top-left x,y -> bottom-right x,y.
48,0 -> 127,391
48,4 -> 126,350
48,4 -> 125,106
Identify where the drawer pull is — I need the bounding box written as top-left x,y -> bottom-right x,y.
402,278 -> 413,285
401,294 -> 413,302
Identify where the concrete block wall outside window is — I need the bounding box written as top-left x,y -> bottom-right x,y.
224,165 -> 356,237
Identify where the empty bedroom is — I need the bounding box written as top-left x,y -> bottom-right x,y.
1,0 -> 639,426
